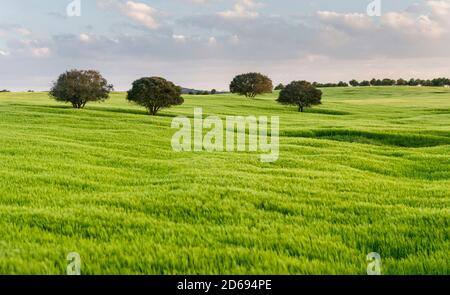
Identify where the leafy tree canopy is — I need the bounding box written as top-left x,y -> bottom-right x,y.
277,81 -> 322,112
127,77 -> 184,116
230,73 -> 273,98
49,69 -> 113,109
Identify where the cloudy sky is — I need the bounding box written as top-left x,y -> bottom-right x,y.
1,0 -> 450,91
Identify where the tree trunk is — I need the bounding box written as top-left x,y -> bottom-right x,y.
299,106 -> 304,112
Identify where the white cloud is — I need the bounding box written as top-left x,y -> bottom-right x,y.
317,0 -> 450,40
122,1 -> 159,30
189,0 -> 210,3
317,11 -> 373,30
219,0 -> 261,19
427,0 -> 450,17
15,27 -> 31,36
172,34 -> 186,42
208,36 -> 217,45
229,34 -> 240,44
31,47 -> 50,58
79,33 -> 91,42
381,10 -> 445,38
97,0 -> 160,30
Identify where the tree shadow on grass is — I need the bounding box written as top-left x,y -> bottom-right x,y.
303,108 -> 351,115
427,108 -> 450,114
7,103 -> 179,118
283,129 -> 450,147
86,106 -> 180,118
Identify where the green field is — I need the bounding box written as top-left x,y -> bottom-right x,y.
0,87 -> 449,274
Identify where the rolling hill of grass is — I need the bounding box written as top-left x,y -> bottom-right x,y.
0,87 -> 448,274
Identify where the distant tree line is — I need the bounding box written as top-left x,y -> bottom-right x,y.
186,89 -> 218,95
313,81 -> 350,88
308,77 -> 450,88
274,83 -> 285,90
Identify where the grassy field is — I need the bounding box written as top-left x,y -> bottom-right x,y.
0,87 -> 449,274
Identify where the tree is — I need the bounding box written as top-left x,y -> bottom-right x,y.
381,78 -> 396,86
370,78 -> 383,86
360,80 -> 371,86
409,78 -> 419,86
277,81 -> 322,112
211,89 -> 217,95
127,77 -> 184,116
230,73 -> 273,98
49,69 -> 113,108
416,79 -> 426,86
431,77 -> 450,86
319,83 -> 338,87
274,83 -> 285,90
337,81 -> 349,87
349,80 -> 359,87
396,78 -> 407,86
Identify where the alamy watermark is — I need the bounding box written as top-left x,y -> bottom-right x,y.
67,0 -> 81,17
367,252 -> 382,275
367,0 -> 382,17
67,252 -> 81,275
171,108 -> 279,163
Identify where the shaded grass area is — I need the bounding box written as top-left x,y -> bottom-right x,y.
303,108 -> 352,116
0,87 -> 449,274
283,129 -> 450,147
